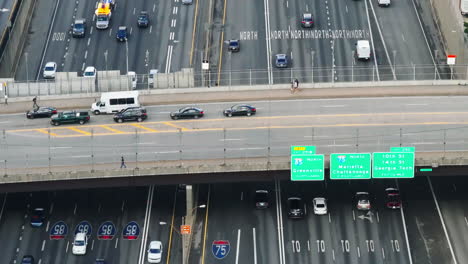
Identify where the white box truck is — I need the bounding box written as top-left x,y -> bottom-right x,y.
91,91 -> 140,115
356,40 -> 371,61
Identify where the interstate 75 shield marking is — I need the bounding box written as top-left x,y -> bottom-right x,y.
212,240 -> 230,259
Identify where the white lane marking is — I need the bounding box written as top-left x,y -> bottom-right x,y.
87,38 -> 91,46
115,237 -> 119,248
171,19 -> 176,27
91,239 -> 95,250
73,203 -> 77,215
286,1 -> 288,8
153,4 -> 156,12
405,104 -> 428,106
235,229 -> 241,264
81,63 -> 85,72
138,185 -> 155,264
328,213 -> 331,223
363,0 -> 380,81
382,247 -> 385,259
322,105 -> 345,108
172,6 -> 177,14
357,246 -> 360,258
51,147 -> 72,150
352,210 -> 355,221
304,135 -> 330,138
121,200 -> 125,212
149,25 -> 153,33
376,211 -> 380,223
72,155 -> 89,158
307,240 -> 310,251
0,121 -> 11,124
133,7 -> 136,14
427,177 -> 457,264
41,240 -> 46,251
0,193 -> 7,224
19,236 -> 22,240
332,249 -> 335,261
411,142 -> 437,145
240,192 -> 243,200
263,0 -> 272,84
46,221 -> 50,232
38,259 -> 42,264
90,26 -> 93,35
219,138 -> 243,141
253,228 -> 257,264
327,144 -> 352,147
66,241 -> 69,253
165,45 -> 173,73
130,27 -> 133,35
229,147 -> 265,151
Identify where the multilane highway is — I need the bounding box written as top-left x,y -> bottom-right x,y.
1,96 -> 468,168
1,176 -> 467,263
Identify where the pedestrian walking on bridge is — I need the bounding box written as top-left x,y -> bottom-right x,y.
120,156 -> 127,169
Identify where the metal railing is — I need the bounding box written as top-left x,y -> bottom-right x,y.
3,64 -> 467,98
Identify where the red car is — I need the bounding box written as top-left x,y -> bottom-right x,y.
385,188 -> 401,209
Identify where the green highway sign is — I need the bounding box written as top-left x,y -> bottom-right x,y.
291,146 -> 316,155
390,147 -> 415,153
372,152 -> 415,178
330,153 -> 371,180
291,154 -> 324,181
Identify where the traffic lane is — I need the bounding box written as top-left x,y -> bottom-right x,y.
371,0 -> 434,68
429,176 -> 468,264
37,0 -> 79,79
14,192 -> 52,264
281,180 -> 334,264
400,176 -> 454,264
219,0 -> 268,86
166,1 -> 196,73
203,182 -> 265,264
0,193 -> 29,264
14,0 -> 57,81
145,185 -> 175,264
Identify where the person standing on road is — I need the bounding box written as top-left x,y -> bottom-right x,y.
4,94 -> 7,105
120,156 -> 127,168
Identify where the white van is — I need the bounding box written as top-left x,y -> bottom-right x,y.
128,71 -> 137,90
378,0 -> 390,6
91,91 -> 140,115
356,40 -> 371,61
72,232 -> 88,255
148,69 -> 159,87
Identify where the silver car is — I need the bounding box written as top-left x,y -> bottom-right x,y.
182,0 -> 193,4
275,54 -> 288,68
313,197 -> 327,215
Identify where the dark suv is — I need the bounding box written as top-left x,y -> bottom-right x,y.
255,190 -> 269,209
116,26 -> 128,41
287,197 -> 305,219
113,108 -> 147,123
72,19 -> 86,38
137,11 -> 149,27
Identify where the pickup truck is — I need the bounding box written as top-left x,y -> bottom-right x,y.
50,111 -> 90,126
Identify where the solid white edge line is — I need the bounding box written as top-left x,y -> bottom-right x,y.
275,179 -> 284,264
278,180 -> 286,264
367,0 -> 396,80
363,0 -> 380,81
263,0 -> 272,84
253,227 -> 257,264
138,185 -> 155,264
426,176 -> 458,264
235,229 -> 241,264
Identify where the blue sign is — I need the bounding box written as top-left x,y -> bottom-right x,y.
74,221 -> 92,237
212,240 -> 230,259
49,221 -> 68,240
97,221 -> 116,240
122,221 -> 140,240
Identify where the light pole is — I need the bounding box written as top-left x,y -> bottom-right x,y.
125,38 -> 129,74
25,52 -> 30,95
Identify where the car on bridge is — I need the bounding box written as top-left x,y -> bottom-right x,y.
26,106 -> 57,119
170,107 -> 204,120
287,197 -> 305,219
275,54 -> 289,68
113,107 -> 147,123
223,104 -> 256,117
50,111 -> 90,126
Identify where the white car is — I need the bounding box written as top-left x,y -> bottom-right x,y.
378,0 -> 391,6
128,71 -> 137,89
147,241 -> 162,263
313,197 -> 327,215
83,66 -> 97,78
148,69 -> 158,86
356,40 -> 371,61
43,62 -> 57,79
72,232 -> 88,255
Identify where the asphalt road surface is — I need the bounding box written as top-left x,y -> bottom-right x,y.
2,96 -> 468,168
11,0 -> 444,85
1,175 -> 466,263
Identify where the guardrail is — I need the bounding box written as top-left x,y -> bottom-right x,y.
1,125 -> 468,178
3,64 -> 468,98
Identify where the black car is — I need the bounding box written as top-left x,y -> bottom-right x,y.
30,208 -> 45,227
116,26 -> 128,41
228,39 -> 240,52
223,104 -> 256,117
21,255 -> 34,264
113,108 -> 147,123
385,188 -> 401,209
137,11 -> 149,27
72,19 -> 86,38
26,107 -> 57,119
255,190 -> 269,209
287,197 -> 305,219
170,107 -> 204,120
